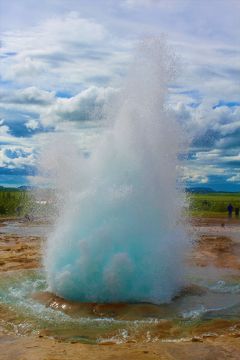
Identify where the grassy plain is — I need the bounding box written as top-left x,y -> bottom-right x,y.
188,192 -> 240,217
1,189 -> 240,218
0,189 -> 55,218
0,189 -> 32,216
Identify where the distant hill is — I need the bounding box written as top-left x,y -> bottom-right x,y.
0,185 -> 35,191
0,186 -> 21,191
18,185 -> 36,190
186,187 -> 216,194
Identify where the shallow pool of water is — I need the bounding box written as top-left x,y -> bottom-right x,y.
1,267 -> 240,344
0,220 -> 52,237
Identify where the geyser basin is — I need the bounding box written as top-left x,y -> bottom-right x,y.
2,268 -> 240,344
43,38 -> 189,303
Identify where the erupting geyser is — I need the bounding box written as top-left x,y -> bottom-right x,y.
44,38 -> 189,304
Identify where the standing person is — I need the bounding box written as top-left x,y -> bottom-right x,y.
235,207 -> 239,218
227,203 -> 233,218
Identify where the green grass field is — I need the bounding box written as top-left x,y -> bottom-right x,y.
0,189 -> 240,218
0,189 -> 32,216
188,192 -> 240,217
0,189 -> 55,218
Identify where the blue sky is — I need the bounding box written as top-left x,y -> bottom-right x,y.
0,0 -> 240,190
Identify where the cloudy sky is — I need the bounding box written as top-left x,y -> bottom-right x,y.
0,0 -> 240,190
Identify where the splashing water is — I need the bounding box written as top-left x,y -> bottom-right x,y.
43,38 -> 189,304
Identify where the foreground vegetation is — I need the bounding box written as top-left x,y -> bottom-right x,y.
0,188 -> 55,218
0,189 -> 240,218
0,189 -> 32,216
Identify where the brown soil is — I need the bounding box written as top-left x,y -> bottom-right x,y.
0,233 -> 42,272
1,332 -> 240,360
190,234 -> 240,269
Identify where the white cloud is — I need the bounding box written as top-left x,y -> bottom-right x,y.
0,120 -> 10,136
0,120 -> 25,146
25,119 -> 39,130
0,2 -> 240,188
0,12 -> 129,90
0,146 -> 35,169
40,86 -> 118,126
227,173 -> 240,182
182,161 -> 229,186
122,0 -> 190,10
42,11 -> 106,44
171,100 -> 240,152
1,85 -> 118,129
182,166 -> 209,184
6,57 -> 48,83
0,87 -> 55,106
2,12 -> 106,52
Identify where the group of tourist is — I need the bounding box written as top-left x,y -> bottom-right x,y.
227,203 -> 239,218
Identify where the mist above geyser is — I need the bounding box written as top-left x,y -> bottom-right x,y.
43,38 -> 189,304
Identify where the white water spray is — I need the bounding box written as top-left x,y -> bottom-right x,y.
43,38 -> 189,304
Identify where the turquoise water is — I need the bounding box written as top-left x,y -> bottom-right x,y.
1,268 -> 240,343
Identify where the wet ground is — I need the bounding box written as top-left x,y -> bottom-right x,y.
1,217 -> 240,359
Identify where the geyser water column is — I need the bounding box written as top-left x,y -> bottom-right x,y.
44,38 -> 189,304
